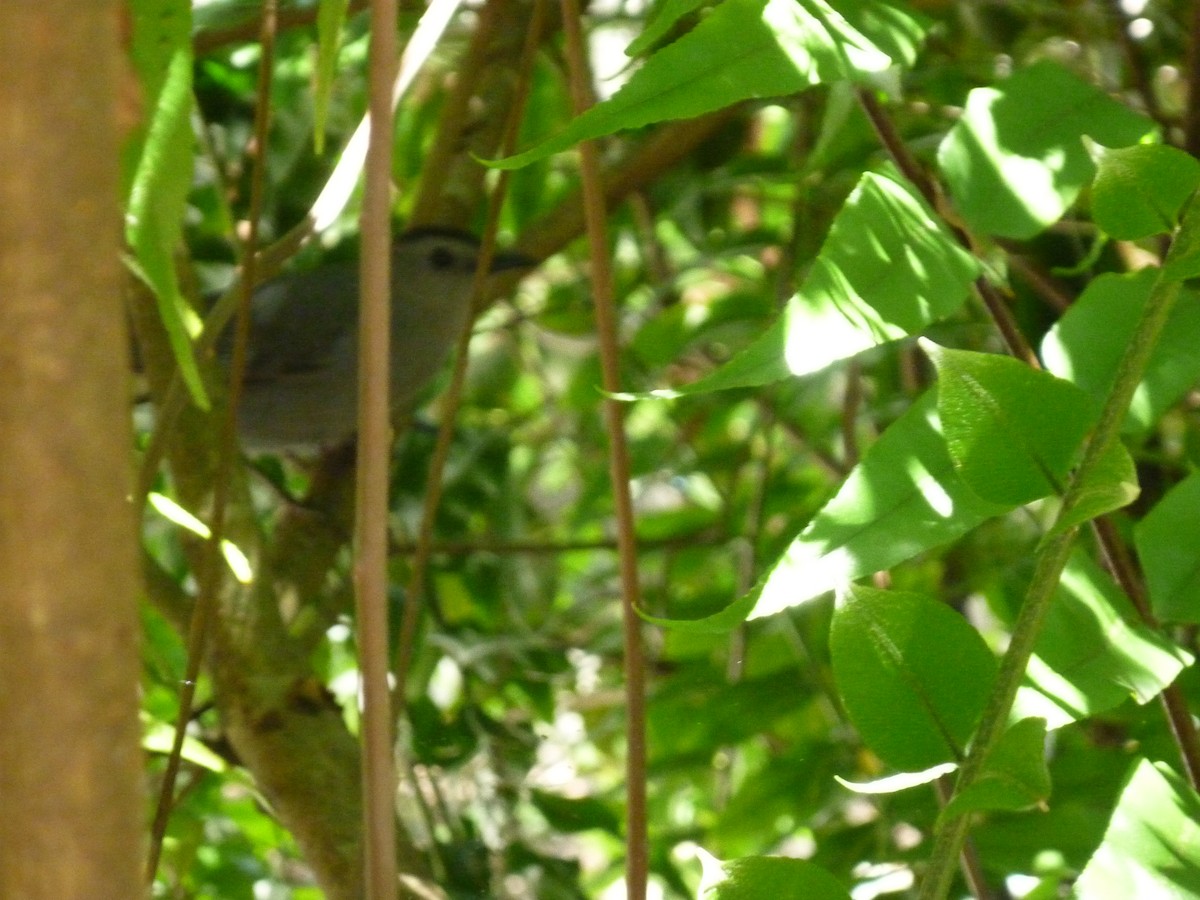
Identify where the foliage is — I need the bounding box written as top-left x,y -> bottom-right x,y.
129,0 -> 1200,897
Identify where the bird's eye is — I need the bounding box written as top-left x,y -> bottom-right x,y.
428,246 -> 458,270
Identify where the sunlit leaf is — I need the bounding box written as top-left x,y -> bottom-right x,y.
836,762 -> 958,794
641,170 -> 978,398
1092,143 -> 1200,240
938,60 -> 1153,239
696,850 -> 852,900
1041,271 -> 1200,435
626,0 -> 710,57
1003,552 -> 1191,728
148,493 -> 254,583
126,0 -> 209,410
493,0 -> 926,168
1075,760 -> 1200,898
747,391 -> 1010,621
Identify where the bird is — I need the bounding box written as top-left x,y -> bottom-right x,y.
221,227 -> 534,452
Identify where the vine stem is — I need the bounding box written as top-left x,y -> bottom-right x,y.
918,268 -> 1185,899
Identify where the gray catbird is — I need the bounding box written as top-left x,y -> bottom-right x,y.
223,228 -> 533,451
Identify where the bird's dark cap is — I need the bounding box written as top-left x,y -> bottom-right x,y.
397,225 -> 538,272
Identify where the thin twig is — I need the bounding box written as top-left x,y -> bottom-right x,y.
558,1 -> 649,896
356,0 -> 400,893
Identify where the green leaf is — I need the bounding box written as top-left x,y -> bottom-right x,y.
937,60 -> 1154,239
1075,760 -> 1200,899
143,716 -> 229,773
1091,144 -> 1200,240
780,172 -> 979,375
699,853 -> 851,900
126,0 -> 209,410
530,789 -> 622,835
625,0 -> 710,57
492,0 -> 926,169
1163,189 -> 1200,281
1136,470 -> 1200,624
1006,552 -> 1191,728
830,585 -> 997,771
747,391 -> 1011,620
941,718 -> 1050,820
642,170 -> 979,398
313,0 -> 350,155
1046,437 -> 1139,538
126,0 -> 192,144
1041,271 -> 1200,435
648,672 -> 808,763
923,341 -> 1095,506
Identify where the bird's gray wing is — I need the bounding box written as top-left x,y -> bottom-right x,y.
240,264 -> 360,383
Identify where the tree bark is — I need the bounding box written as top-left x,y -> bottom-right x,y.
0,4 -> 145,898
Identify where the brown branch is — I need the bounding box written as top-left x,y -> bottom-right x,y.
559,1 -> 650,896
357,0 -> 401,893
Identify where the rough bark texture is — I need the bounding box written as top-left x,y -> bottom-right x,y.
0,3 -> 145,898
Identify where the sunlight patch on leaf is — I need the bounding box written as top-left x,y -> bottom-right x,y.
938,60 -> 1154,239
1042,271 -> 1200,435
148,492 -> 254,584
143,716 -> 229,772
634,171 -> 978,399
1076,760 -> 1200,899
747,392 -> 1010,620
836,762 -> 957,794
1007,552 -> 1192,729
689,846 -> 852,900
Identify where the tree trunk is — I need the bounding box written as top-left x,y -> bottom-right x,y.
0,3 -> 145,898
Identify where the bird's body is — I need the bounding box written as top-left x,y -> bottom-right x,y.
225,228 -> 530,451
